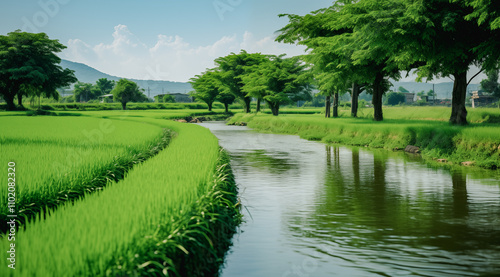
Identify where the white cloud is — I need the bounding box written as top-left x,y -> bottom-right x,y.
61,25 -> 308,82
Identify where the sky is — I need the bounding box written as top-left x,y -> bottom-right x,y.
0,0 -> 486,84
0,0 -> 335,82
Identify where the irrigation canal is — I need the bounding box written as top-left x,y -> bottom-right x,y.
199,122 -> 500,277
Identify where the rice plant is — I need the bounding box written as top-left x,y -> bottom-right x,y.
0,120 -> 240,276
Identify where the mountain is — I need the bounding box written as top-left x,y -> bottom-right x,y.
390,81 -> 480,99
60,60 -> 192,97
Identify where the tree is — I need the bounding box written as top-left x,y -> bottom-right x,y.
394,0 -> 500,125
242,55 -> 311,116
480,69 -> 500,98
189,70 -> 223,112
214,51 -> 268,113
385,92 -> 406,106
0,30 -> 76,110
277,4 -> 356,118
95,78 -> 115,95
73,82 -> 94,102
217,91 -> 236,113
111,79 -> 145,110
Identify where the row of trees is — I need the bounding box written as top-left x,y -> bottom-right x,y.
0,30 -> 149,110
275,0 -> 499,125
0,30 -> 77,110
189,51 -> 312,115
73,78 -> 115,102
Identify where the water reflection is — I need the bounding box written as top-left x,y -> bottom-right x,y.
198,122 -> 500,277
285,145 -> 500,276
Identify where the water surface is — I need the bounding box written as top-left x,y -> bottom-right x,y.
199,122 -> 500,277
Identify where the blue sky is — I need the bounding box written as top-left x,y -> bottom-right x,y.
0,0 -> 334,82
0,0 -> 486,83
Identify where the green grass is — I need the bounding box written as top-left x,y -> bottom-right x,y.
0,119 -> 240,276
0,116 -> 169,232
229,112 -> 500,169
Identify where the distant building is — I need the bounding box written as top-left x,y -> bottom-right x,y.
471,91 -> 497,108
403,93 -> 415,104
98,94 -> 113,103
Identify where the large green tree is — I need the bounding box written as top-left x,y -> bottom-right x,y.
242,55 -> 311,116
111,79 -> 145,110
395,0 -> 500,124
214,51 -> 268,113
277,4 -> 355,118
189,70 -> 223,111
0,30 -> 76,110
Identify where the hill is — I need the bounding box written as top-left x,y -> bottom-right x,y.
390,81 -> 480,99
60,60 -> 192,97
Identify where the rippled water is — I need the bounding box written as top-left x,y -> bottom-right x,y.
199,122 -> 500,277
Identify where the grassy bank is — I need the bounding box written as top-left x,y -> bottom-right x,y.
229,112 -> 500,169
0,119 -> 241,276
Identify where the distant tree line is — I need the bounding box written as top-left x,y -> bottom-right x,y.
189,51 -> 312,115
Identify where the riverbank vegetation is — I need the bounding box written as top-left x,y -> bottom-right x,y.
228,107 -> 500,169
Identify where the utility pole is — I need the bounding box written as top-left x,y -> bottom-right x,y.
432,83 -> 435,106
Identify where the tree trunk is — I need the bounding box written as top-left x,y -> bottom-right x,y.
268,101 -> 280,116
256,98 -> 261,113
244,97 -> 251,113
325,96 -> 331,118
17,93 -> 25,109
449,71 -> 468,125
372,72 -> 384,121
208,102 -> 213,112
121,102 -> 127,110
3,93 -> 16,111
224,103 -> 229,113
351,83 -> 361,117
332,91 -> 339,118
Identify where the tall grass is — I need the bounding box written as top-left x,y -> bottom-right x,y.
0,120 -> 240,276
229,113 -> 500,169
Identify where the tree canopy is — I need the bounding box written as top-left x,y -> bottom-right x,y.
111,79 -> 145,110
189,70 -> 224,112
242,55 -> 312,116
214,51 -> 268,113
0,30 -> 76,110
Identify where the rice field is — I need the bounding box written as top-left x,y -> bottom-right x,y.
0,111 -> 241,276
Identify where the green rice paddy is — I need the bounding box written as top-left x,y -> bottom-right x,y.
0,110 -> 241,276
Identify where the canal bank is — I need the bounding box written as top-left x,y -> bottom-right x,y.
227,113 -> 500,170
200,122 -> 500,277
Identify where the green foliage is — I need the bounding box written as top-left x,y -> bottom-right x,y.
242,55 -> 312,116
385,92 -> 407,106
111,79 -> 146,110
0,30 -> 77,110
95,78 -> 115,95
214,50 -> 268,113
229,111 -> 500,169
480,68 -> 500,97
189,70 -> 224,111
